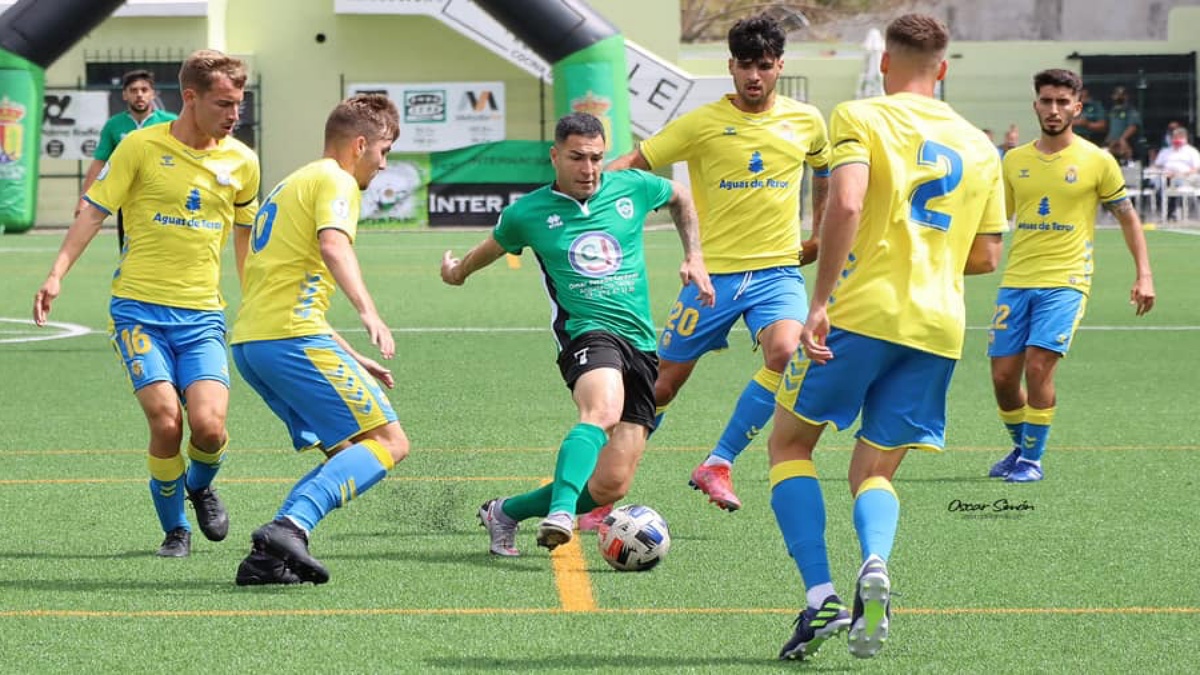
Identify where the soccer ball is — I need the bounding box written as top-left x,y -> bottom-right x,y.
596,504 -> 671,571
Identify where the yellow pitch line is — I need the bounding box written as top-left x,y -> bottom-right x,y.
3,444 -> 1198,457
1,606 -> 1196,619
550,532 -> 597,612
0,476 -> 546,486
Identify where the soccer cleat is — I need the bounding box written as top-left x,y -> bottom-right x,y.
848,555 -> 892,659
250,519 -> 330,584
156,527 -> 191,558
988,447 -> 1021,478
535,511 -> 574,551
1005,459 -> 1044,483
235,544 -> 304,586
186,486 -> 229,541
478,498 -> 520,557
688,462 -> 742,511
577,503 -> 613,532
778,595 -> 851,660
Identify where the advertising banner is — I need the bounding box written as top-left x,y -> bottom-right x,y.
40,89 -> 108,160
347,81 -> 505,152
0,50 -> 44,233
359,140 -> 552,229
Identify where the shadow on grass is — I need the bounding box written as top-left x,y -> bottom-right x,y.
0,549 -> 167,560
425,655 -> 855,671
0,577 -> 234,593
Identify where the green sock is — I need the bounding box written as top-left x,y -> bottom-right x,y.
548,423 -> 607,514
502,483 -> 604,522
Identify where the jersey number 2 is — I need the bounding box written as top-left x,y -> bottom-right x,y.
910,141 -> 963,231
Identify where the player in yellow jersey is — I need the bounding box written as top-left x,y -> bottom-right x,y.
768,15 -> 1006,660
607,13 -> 831,515
33,50 -> 258,558
230,94 -> 408,586
986,69 -> 1155,483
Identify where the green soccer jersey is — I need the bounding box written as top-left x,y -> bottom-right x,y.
492,169 -> 673,353
93,108 -> 178,161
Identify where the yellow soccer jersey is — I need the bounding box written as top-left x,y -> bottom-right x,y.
639,95 -> 831,273
825,93 -> 1008,360
232,158 -> 362,344
1000,138 -> 1125,294
86,123 -> 260,311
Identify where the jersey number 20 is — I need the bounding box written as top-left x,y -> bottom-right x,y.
909,141 -> 963,231
250,183 -> 286,253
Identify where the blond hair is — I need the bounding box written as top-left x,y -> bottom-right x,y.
179,49 -> 248,93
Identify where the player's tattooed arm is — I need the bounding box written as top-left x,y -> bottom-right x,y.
802,174 -> 830,265
1103,199 -> 1135,217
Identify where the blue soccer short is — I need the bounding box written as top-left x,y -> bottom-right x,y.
775,328 -> 957,452
657,266 -> 807,362
232,334 -> 398,451
987,287 -> 1088,358
108,297 -> 229,393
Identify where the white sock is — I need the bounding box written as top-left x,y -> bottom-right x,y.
703,455 -> 732,468
806,582 -> 837,608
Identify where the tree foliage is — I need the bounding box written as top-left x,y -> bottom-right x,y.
680,0 -> 893,42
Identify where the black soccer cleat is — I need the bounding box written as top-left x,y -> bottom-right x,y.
235,544 -> 304,586
186,486 -> 230,541
250,519 -> 329,584
156,527 -> 191,558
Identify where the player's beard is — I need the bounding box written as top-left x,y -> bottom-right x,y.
1041,112 -> 1075,137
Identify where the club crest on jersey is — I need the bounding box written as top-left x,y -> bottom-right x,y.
615,197 -> 634,220
568,231 -> 623,278
331,197 -> 350,220
1064,166 -> 1078,184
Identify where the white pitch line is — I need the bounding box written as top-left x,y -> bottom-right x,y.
0,318 -> 94,344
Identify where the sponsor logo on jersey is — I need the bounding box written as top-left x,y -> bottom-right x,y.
568,231 -> 623,278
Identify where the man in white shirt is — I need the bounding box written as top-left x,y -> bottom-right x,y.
1153,126 -> 1200,220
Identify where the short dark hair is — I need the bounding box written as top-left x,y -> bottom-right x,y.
728,13 -> 786,61
554,112 -> 604,144
326,93 -> 400,145
885,13 -> 949,57
121,69 -> 154,89
1034,68 -> 1082,96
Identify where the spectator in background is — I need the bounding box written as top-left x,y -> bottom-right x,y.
1153,126 -> 1200,221
1072,88 -> 1106,145
1105,86 -> 1142,163
982,128 -> 1004,155
1149,120 -> 1182,165
79,69 -> 178,249
999,124 -> 1019,156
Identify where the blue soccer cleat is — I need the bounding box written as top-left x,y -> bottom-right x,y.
778,595 -> 851,660
988,447 -> 1021,478
1005,459 -> 1044,483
